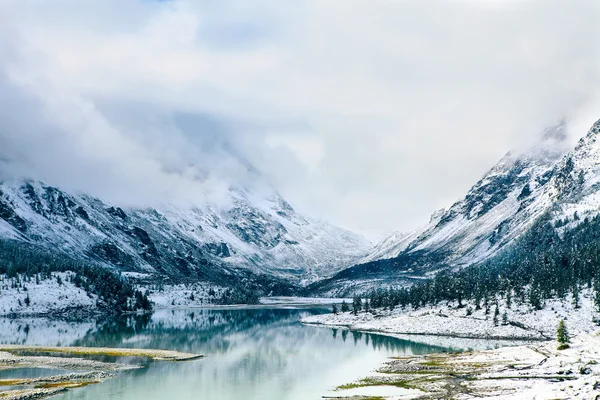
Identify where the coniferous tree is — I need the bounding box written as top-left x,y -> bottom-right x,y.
528,285 -> 542,310
474,290 -> 482,310
352,296 -> 362,315
594,279 -> 600,312
572,285 -> 581,309
332,304 -> 339,314
341,300 -> 349,312
493,305 -> 500,326
502,311 -> 508,326
556,319 -> 570,350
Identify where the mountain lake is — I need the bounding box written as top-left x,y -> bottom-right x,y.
0,305 -> 515,399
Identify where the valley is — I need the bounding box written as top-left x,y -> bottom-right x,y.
1,1 -> 598,398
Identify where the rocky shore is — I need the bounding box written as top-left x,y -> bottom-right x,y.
324,332 -> 600,399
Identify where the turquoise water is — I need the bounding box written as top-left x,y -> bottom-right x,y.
1,307 -> 459,399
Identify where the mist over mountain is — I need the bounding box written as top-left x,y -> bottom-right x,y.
2,0 -> 600,302
312,118 -> 600,295
2,0 -> 600,233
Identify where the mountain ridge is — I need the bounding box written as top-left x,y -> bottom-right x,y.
311,119 -> 600,295
0,178 -> 371,293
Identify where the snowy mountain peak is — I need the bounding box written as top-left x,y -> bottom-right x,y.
0,178 -> 371,291
315,119 -> 597,295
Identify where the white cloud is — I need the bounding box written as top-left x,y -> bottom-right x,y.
0,0 -> 599,233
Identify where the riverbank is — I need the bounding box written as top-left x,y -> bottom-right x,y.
326,331 -> 600,399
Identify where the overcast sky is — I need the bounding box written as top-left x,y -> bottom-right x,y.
0,0 -> 599,237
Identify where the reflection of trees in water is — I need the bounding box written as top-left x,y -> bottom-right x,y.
332,328 -> 454,355
72,308 -> 327,352
69,308 -> 454,360
72,313 -> 152,348
33,309 -> 461,391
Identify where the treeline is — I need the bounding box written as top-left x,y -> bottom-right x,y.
0,239 -> 151,313
212,287 -> 260,305
358,212 -> 600,313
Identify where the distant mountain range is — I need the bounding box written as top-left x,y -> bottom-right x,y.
4,118 -> 600,298
312,119 -> 600,295
0,179 -> 370,294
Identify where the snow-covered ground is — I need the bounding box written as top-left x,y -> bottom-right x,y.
333,331 -> 600,399
0,272 -> 98,316
259,296 -> 351,306
146,283 -> 228,308
302,289 -> 600,340
149,285 -> 349,309
456,333 -> 600,399
312,289 -> 600,399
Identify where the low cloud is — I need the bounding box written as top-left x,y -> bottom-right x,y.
0,0 -> 598,233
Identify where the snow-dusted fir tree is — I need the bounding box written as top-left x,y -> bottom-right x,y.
556,319 -> 570,350
493,305 -> 500,326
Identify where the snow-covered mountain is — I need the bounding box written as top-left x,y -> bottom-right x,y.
312,119 -> 600,295
369,120 -> 570,265
0,179 -> 370,290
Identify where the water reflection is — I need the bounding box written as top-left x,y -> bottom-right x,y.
0,308 -> 459,400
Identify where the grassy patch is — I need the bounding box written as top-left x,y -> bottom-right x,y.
337,377 -> 421,391
0,379 -> 29,386
0,345 -> 203,361
35,381 -> 101,389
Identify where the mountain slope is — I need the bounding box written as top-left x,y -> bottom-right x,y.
311,119 -> 600,295
0,179 -> 370,291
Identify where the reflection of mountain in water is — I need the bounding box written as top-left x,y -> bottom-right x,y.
0,308 -> 457,358
3,308 -> 467,400
67,308 -> 454,356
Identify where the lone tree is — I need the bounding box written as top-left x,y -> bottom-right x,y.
332,304 -> 339,314
556,319 -> 570,350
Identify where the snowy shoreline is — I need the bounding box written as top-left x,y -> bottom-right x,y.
304,292 -> 600,398
301,289 -> 600,341
326,332 -> 600,399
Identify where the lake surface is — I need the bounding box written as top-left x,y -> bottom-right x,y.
0,306 -> 496,399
